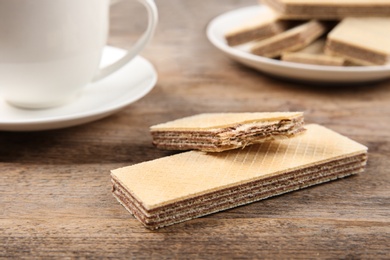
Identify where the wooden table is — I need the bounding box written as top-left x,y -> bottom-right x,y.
2,0 -> 389,258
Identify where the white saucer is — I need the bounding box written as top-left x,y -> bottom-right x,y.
207,5 -> 390,84
0,46 -> 157,131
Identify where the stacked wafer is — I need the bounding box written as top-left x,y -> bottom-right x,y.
111,124 -> 367,229
150,112 -> 305,152
225,11 -> 290,46
261,0 -> 390,19
282,39 -> 345,66
224,0 -> 390,66
325,18 -> 390,66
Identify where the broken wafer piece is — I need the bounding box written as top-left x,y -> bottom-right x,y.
325,18 -> 390,66
150,112 -> 305,152
282,39 -> 345,66
250,20 -> 327,58
224,7 -> 290,46
261,0 -> 390,20
111,124 -> 368,230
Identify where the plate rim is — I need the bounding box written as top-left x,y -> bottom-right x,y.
206,5 -> 390,74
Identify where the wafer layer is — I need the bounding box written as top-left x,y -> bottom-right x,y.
261,0 -> 390,19
111,124 -> 368,229
250,20 -> 327,58
150,112 -> 305,152
224,7 -> 290,46
325,18 -> 390,66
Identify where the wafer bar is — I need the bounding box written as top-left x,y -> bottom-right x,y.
325,18 -> 390,66
111,124 -> 368,229
114,157 -> 365,223
150,112 -> 305,152
282,39 -> 345,66
224,7 -> 290,46
250,20 -> 327,58
261,0 -> 390,20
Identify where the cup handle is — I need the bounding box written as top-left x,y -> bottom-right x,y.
92,0 -> 158,82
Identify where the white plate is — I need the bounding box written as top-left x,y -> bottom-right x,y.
0,46 -> 157,131
207,5 -> 390,84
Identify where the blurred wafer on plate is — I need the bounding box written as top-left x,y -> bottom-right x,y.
250,20 -> 327,58
282,39 -> 345,66
224,7 -> 290,46
261,0 -> 390,19
325,18 -> 390,66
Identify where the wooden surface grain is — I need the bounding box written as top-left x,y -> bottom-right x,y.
1,0 -> 389,258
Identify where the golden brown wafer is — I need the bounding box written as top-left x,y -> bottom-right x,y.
282,39 -> 345,66
261,0 -> 390,19
250,20 -> 327,58
224,7 -> 290,46
325,18 -> 390,66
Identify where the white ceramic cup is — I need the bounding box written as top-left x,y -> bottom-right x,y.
0,0 -> 158,109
